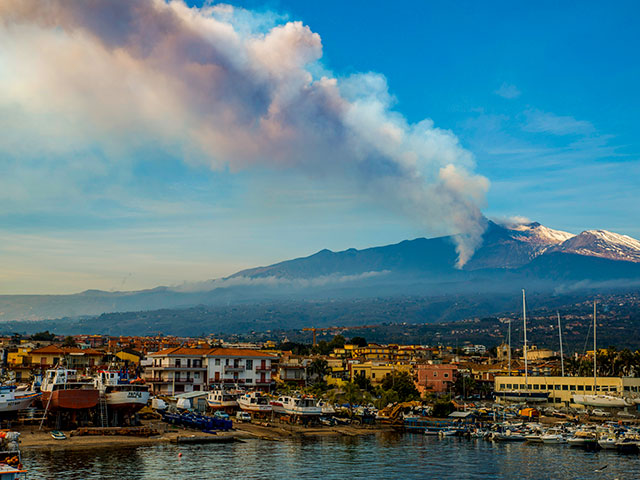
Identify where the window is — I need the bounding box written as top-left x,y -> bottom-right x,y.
215,359 -> 220,366
562,385 -> 568,391
555,385 -> 561,390
187,359 -> 191,368
505,384 -> 512,389
175,359 -> 181,368
586,385 -> 592,391
246,359 -> 253,370
532,385 -> 539,390
624,386 -> 630,391
246,379 -> 253,383
194,359 -> 201,368
554,397 -> 561,403
577,385 -> 584,391
194,373 -> 200,379
433,372 -> 438,377
444,373 -> 449,378
372,373 -> 376,379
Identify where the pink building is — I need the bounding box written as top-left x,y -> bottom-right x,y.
416,364 -> 458,394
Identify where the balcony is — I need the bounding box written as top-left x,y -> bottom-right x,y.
255,366 -> 271,372
149,365 -> 206,371
224,365 -> 245,373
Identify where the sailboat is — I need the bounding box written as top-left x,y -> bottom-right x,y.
571,301 -> 631,408
494,290 -> 549,403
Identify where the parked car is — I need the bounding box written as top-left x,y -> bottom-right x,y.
591,409 -> 611,417
235,411 -> 251,422
214,411 -> 230,420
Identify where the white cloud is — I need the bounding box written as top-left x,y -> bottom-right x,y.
495,82 -> 521,99
523,109 -> 595,136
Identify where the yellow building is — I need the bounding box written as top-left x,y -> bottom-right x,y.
7,347 -> 32,366
115,350 -> 142,365
351,362 -> 412,385
494,375 -> 640,407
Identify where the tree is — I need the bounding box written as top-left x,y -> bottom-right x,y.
432,396 -> 455,418
307,358 -> 330,385
380,371 -> 419,402
62,336 -> 77,347
31,331 -> 56,341
349,337 -> 368,347
453,374 -> 476,399
353,373 -> 373,392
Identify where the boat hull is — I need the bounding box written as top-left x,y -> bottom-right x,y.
0,392 -> 41,413
237,401 -> 272,413
41,390 -> 99,410
105,391 -> 150,412
572,394 -> 630,408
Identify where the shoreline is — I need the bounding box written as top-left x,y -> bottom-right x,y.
17,421 -> 395,452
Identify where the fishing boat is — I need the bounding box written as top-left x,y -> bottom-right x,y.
572,302 -> 632,408
0,386 -> 40,414
270,395 -> 322,416
0,464 -> 27,480
206,387 -> 241,411
39,368 -> 99,411
598,435 -> 618,450
94,370 -> 150,412
237,391 -> 272,414
567,429 -> 598,448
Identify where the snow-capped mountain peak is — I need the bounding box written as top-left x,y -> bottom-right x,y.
509,222 -> 575,246
550,229 -> 640,263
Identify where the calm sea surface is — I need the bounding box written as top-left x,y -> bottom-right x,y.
23,433 -> 639,479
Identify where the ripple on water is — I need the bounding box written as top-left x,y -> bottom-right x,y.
22,434 -> 640,480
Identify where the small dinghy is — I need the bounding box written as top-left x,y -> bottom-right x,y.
50,430 -> 66,440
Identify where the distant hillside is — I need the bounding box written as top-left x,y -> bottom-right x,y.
1,220 -> 639,322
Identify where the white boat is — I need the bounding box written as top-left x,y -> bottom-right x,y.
94,370 -> 150,412
598,435 -> 618,449
237,392 -> 272,414
270,395 -> 321,416
541,432 -> 567,444
567,431 -> 598,447
438,429 -> 458,437
494,430 -> 526,441
317,400 -> 336,415
0,386 -> 40,414
572,394 -> 630,408
206,387 -> 241,411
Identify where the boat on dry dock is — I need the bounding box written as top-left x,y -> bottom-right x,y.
271,395 -> 322,417
206,387 -> 241,412
0,386 -> 40,414
38,368 -> 99,411
94,370 -> 150,413
237,391 -> 272,414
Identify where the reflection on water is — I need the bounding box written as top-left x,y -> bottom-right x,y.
23,433 -> 640,480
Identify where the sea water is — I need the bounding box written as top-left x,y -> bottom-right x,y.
24,433 -> 636,479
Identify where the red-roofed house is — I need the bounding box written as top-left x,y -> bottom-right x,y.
143,347 -> 276,395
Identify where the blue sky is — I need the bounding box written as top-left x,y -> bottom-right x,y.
0,0 -> 638,293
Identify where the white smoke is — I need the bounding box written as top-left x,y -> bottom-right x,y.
0,0 -> 489,266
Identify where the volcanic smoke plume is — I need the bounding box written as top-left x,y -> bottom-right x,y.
0,0 -> 489,265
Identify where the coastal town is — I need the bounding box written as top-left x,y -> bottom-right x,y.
0,316 -> 639,476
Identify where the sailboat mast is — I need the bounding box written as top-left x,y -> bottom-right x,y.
557,312 -> 564,377
523,289 -> 528,389
508,318 -> 511,376
593,301 -> 597,390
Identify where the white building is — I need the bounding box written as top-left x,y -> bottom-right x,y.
144,347 -> 275,395
145,347 -> 208,395
205,348 -> 274,391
